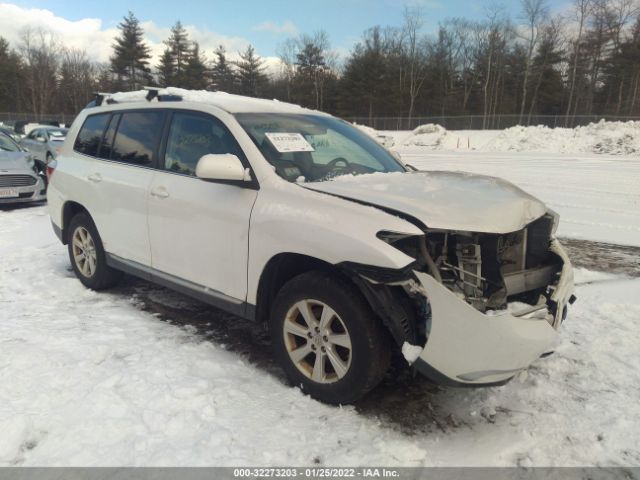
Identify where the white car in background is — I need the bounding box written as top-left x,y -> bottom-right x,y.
47,88 -> 575,404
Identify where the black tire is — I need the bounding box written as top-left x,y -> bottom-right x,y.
67,212 -> 122,290
270,271 -> 391,404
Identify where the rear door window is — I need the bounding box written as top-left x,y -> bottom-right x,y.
74,114 -> 110,157
111,111 -> 165,166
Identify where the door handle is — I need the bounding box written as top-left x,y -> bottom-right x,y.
150,187 -> 169,199
87,173 -> 102,183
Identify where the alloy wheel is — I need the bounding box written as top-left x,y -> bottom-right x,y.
282,299 -> 353,384
72,226 -> 97,278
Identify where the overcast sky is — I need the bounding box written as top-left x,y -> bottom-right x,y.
0,0 -> 571,66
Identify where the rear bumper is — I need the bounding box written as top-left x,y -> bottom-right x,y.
412,238 -> 574,387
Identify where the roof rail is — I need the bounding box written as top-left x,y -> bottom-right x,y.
143,86 -> 183,103
92,92 -> 113,107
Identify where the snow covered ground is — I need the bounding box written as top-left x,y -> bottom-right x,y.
1,205 -> 640,466
356,121 -> 640,247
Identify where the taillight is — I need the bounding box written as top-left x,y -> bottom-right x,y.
46,159 -> 57,180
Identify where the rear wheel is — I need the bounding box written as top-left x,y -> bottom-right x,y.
270,271 -> 391,404
67,212 -> 122,290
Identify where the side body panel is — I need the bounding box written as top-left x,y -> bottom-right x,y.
147,171 -> 258,301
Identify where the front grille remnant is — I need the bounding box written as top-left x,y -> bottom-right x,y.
0,175 -> 37,187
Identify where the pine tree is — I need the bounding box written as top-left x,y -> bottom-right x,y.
211,45 -> 237,92
110,11 -> 152,90
157,48 -> 175,87
184,42 -> 209,89
163,21 -> 191,87
236,45 -> 268,97
295,38 -> 326,108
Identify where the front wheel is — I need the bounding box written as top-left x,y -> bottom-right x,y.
67,212 -> 122,290
270,271 -> 391,404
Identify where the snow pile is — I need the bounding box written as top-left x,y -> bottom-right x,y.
354,123 -> 395,147
394,120 -> 640,155
487,120 -> 640,155
401,124 -> 449,148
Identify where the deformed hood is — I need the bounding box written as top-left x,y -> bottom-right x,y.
302,171 -> 547,234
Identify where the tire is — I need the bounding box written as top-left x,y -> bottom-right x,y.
270,271 -> 391,404
67,212 -> 122,290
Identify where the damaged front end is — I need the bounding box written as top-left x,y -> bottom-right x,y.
344,212 -> 576,387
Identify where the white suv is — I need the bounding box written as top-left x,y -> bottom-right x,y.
48,88 -> 575,404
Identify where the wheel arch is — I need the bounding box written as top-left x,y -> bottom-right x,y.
254,252 -> 352,325
253,252 -> 420,349
61,201 -> 91,245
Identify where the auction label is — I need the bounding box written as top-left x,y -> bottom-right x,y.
265,132 -> 315,153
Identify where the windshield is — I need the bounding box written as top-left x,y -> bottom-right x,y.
0,133 -> 19,152
235,113 -> 405,182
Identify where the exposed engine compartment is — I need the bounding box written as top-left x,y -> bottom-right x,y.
386,214 -> 564,314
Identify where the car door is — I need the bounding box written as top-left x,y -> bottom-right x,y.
75,110 -> 165,266
147,110 -> 258,303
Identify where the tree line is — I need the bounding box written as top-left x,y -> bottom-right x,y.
2,0 -> 640,126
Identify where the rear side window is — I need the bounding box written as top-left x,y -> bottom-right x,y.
97,114 -> 120,160
74,114 -> 110,157
111,111 -> 164,166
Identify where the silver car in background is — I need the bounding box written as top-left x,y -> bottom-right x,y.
19,126 -> 68,175
0,133 -> 46,205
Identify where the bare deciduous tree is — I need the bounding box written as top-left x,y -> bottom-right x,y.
402,6 -> 429,121
19,28 -> 61,117
565,0 -> 593,122
518,0 -> 549,122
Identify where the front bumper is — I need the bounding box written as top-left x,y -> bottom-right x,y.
0,177 -> 47,205
412,238 -> 575,387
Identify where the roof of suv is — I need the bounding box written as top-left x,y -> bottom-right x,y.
101,87 -> 325,116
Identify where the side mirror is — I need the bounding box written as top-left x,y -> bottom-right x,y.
36,136 -> 46,143
196,154 -> 247,182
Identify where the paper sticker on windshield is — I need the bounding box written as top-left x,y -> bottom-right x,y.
265,133 -> 314,153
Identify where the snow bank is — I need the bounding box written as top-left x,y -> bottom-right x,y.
395,120 -> 640,155
487,120 -> 640,155
353,123 -> 396,147
402,124 -> 449,148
